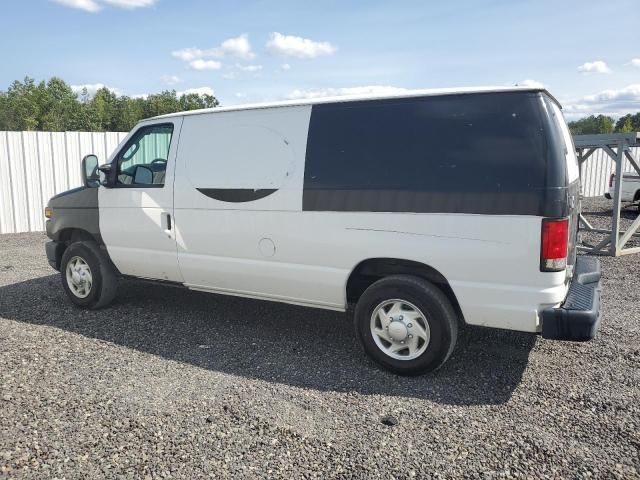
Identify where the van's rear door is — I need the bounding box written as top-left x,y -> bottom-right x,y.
545,97 -> 580,281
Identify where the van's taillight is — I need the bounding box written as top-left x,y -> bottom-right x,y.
541,218 -> 569,272
609,173 -> 615,188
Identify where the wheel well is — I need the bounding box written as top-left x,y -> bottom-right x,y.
54,229 -> 96,267
57,228 -> 95,244
634,190 -> 640,202
346,258 -> 464,322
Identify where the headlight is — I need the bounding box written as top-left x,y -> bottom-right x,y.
44,207 -> 53,218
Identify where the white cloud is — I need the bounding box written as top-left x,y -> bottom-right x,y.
160,74 -> 181,86
281,63 -> 291,71
219,34 -> 255,60
517,79 -> 545,88
101,0 -> 156,7
51,0 -> 101,12
52,0 -> 156,11
629,58 -> 640,68
173,34 -> 255,69
176,87 -> 215,97
172,48 -> 206,62
266,32 -> 336,59
578,60 -> 611,74
563,84 -> 640,118
189,59 -> 222,71
71,83 -> 120,96
235,64 -> 262,72
287,85 -> 409,100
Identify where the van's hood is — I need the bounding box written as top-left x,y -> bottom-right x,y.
48,186 -> 98,209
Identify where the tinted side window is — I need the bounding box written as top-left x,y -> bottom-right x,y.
116,124 -> 174,187
303,92 -> 548,215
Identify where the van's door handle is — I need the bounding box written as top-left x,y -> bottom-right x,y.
162,212 -> 172,234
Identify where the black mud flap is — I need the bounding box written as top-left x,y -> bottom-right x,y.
45,240 -> 63,271
541,256 -> 602,341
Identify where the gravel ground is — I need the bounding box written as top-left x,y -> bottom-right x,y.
0,198 -> 639,479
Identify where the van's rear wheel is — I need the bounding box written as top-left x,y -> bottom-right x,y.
60,241 -> 117,309
354,275 -> 458,375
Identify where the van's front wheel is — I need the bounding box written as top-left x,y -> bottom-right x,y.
60,241 -> 117,309
354,275 -> 458,375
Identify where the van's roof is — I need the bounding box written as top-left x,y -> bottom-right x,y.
151,85 -> 557,121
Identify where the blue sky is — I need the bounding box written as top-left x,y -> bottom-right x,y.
2,0 -> 640,118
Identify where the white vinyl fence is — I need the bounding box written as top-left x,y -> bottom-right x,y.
0,130 -> 637,234
0,131 -> 127,234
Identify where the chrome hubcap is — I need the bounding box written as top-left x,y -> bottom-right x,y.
65,256 -> 92,299
370,299 -> 431,361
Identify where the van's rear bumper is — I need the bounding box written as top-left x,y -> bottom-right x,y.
541,256 -> 602,341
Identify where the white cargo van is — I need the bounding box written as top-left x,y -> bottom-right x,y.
45,86 -> 602,374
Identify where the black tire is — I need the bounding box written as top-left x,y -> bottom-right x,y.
60,241 -> 118,309
354,275 -> 458,375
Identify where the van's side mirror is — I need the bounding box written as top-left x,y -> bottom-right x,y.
98,163 -> 114,187
81,154 -> 100,188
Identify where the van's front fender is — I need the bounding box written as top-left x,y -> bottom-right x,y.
45,187 -> 101,243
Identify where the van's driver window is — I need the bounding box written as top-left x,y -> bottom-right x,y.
116,124 -> 174,186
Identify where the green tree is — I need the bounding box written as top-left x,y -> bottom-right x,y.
4,77 -> 41,130
619,116 -> 633,133
144,90 -> 181,118
200,94 -> 219,109
37,77 -> 81,131
0,92 -> 8,130
568,115 -> 615,135
121,97 -> 147,130
0,77 -> 221,132
178,92 -> 219,111
615,114 -> 640,133
89,87 -> 120,130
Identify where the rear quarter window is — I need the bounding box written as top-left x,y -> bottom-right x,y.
303,92 -> 549,215
546,98 -> 579,184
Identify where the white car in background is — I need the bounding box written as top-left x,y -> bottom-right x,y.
605,173 -> 640,209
